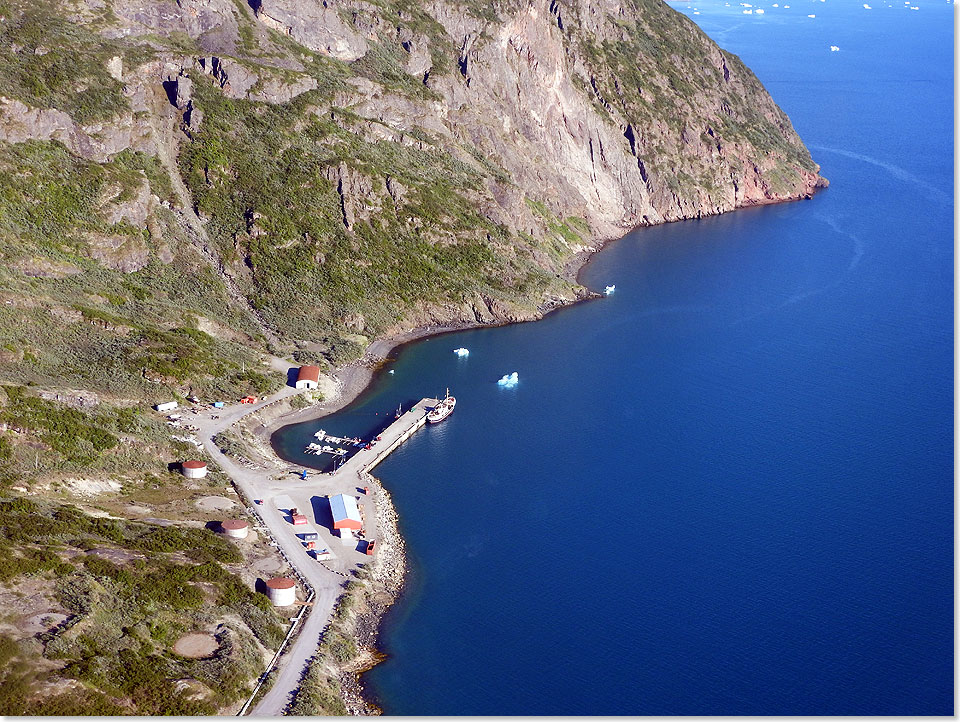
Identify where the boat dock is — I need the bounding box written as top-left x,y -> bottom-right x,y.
332,397 -> 439,478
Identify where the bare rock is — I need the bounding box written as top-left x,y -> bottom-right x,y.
322,162 -> 382,231
106,55 -> 123,81
402,37 -> 432,78
86,233 -> 151,273
254,0 -> 368,61
174,74 -> 193,109
101,175 -> 154,227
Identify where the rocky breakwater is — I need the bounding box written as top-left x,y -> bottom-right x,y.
288,472 -> 406,715
338,473 -> 407,715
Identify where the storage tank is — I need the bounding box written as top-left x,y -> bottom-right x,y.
220,519 -> 249,539
265,577 -> 296,607
181,460 -> 208,479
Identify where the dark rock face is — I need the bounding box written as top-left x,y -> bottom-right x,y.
0,0 -> 825,353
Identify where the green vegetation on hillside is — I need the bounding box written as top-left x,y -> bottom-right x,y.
0,497 -> 285,715
568,0 -> 816,201
0,140 -> 279,397
0,0 -> 137,123
181,76 -> 566,359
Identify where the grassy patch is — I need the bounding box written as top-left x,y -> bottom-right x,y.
0,0 -> 130,123
0,497 -> 286,713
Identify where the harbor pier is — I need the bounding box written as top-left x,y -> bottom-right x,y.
334,397 -> 440,477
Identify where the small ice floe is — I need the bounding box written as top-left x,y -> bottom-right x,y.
910,5 -> 918,8
497,372 -> 519,388
743,7 -> 753,11
604,285 -> 616,295
388,369 -> 395,374
772,3 -> 779,6
807,13 -> 816,16
863,2 -> 872,6
755,7 -> 764,12
830,45 -> 840,50
453,347 -> 470,357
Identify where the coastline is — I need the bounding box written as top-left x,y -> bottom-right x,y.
252,186 -> 827,714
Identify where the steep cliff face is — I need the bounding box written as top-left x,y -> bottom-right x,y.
0,0 -> 824,394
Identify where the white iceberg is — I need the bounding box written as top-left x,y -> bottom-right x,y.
808,13 -> 816,17
453,347 -> 470,357
388,369 -> 395,374
604,285 -> 616,295
755,7 -> 764,12
830,45 -> 840,51
497,372 -> 519,388
863,3 -> 872,6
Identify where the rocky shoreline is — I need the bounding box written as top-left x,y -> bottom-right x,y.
258,184 -> 828,714
336,473 -> 407,715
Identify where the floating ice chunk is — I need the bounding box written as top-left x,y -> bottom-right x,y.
807,13 -> 816,16
388,369 -> 395,374
497,372 -> 519,388
863,2 -> 872,6
910,5 -> 918,8
772,3 -> 779,6
830,45 -> 840,50
743,7 -> 753,11
755,8 -> 764,12
453,347 -> 470,357
604,285 -> 616,295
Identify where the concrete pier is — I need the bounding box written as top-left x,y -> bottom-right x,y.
333,398 -> 439,478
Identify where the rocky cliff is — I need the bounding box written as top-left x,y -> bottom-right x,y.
0,1 -> 827,713
0,0 -> 825,395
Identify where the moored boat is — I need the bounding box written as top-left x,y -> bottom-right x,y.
427,389 -> 456,424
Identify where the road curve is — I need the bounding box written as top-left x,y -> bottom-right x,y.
193,374 -> 350,716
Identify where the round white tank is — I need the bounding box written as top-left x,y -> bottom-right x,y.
182,460 -> 208,479
221,519 -> 249,539
265,577 -> 296,606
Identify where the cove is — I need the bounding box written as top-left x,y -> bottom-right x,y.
271,0 -> 953,714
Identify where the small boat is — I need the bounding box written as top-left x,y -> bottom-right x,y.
427,389 -> 456,424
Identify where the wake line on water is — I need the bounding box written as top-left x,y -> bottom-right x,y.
730,214 -> 864,326
809,144 -> 951,206
818,214 -> 866,271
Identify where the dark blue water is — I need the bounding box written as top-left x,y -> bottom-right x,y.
274,2 -> 953,714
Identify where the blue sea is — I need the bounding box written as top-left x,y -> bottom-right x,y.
273,1 -> 953,714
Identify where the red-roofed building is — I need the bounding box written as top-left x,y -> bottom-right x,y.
296,365 -> 320,390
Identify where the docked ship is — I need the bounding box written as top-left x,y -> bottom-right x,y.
427,389 -> 456,424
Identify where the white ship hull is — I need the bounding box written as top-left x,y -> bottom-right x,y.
427,397 -> 456,423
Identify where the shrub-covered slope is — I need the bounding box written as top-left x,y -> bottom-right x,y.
0,0 -> 824,391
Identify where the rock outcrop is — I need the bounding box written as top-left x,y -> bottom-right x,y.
0,0 -> 825,373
